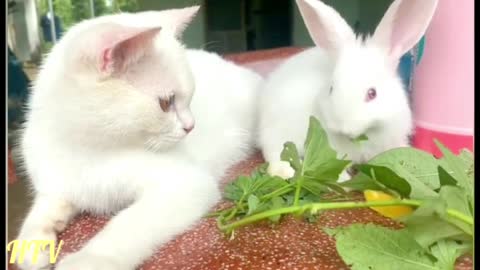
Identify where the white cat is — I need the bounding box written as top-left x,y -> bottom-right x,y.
16,6 -> 262,270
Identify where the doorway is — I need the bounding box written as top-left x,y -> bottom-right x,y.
204,0 -> 292,54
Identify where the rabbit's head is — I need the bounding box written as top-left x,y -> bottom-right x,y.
297,0 -> 438,140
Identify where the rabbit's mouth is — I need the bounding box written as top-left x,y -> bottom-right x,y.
333,127 -> 375,143
350,134 -> 369,144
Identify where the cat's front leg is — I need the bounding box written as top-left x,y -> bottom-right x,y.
14,194 -> 77,270
56,169 -> 220,270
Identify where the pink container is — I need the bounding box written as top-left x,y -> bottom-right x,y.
412,0 -> 474,157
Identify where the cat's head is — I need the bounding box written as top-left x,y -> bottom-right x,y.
34,7 -> 200,151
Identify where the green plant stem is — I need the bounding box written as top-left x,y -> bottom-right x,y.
224,208 -> 238,221
205,184 -> 295,218
260,183 -> 295,202
218,199 -> 473,233
293,177 -> 303,206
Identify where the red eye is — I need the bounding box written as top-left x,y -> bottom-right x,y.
366,87 -> 377,102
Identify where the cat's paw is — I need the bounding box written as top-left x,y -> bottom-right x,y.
56,251 -> 126,270
14,230 -> 56,270
267,161 -> 295,179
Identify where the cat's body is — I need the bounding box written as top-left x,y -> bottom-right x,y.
17,7 -> 262,270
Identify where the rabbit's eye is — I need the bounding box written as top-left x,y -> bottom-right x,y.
366,88 -> 377,102
159,95 -> 175,112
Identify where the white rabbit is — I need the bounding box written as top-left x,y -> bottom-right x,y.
16,6 -> 262,270
257,0 -> 438,180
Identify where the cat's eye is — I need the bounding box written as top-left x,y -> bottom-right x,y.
365,87 -> 377,102
159,95 -> 174,112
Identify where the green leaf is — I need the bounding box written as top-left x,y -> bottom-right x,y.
331,224 -> 437,270
303,116 -> 344,172
340,171 -> 386,191
401,199 -> 468,248
321,182 -> 349,195
437,166 -> 457,187
302,116 -> 351,181
223,173 -> 288,203
435,141 -> 472,185
224,176 -> 251,201
368,147 -> 441,198
438,186 -> 473,235
302,178 -> 330,197
252,176 -> 289,198
267,196 -> 286,222
281,142 -> 302,172
430,240 -> 469,270
439,186 -> 471,217
458,149 -> 474,177
304,159 -> 351,182
246,195 -> 260,215
356,164 -> 412,197
435,141 -> 473,206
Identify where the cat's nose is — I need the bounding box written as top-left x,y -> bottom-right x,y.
183,124 -> 194,134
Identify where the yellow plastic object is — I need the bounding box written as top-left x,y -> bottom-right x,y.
363,190 -> 413,219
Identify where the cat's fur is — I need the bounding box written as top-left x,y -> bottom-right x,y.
16,6 -> 262,270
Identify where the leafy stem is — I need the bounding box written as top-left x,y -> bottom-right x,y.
293,177 -> 303,206
260,182 -> 295,202
218,199 -> 473,234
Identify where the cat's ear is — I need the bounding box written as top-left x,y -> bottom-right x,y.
158,5 -> 200,38
97,25 -> 161,75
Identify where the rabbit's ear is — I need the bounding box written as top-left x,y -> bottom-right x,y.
296,0 -> 355,54
372,0 -> 438,60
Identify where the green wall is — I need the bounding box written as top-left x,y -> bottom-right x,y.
137,0 -> 206,49
292,0 -> 392,47
137,0 -> 392,51
292,0 -> 360,47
